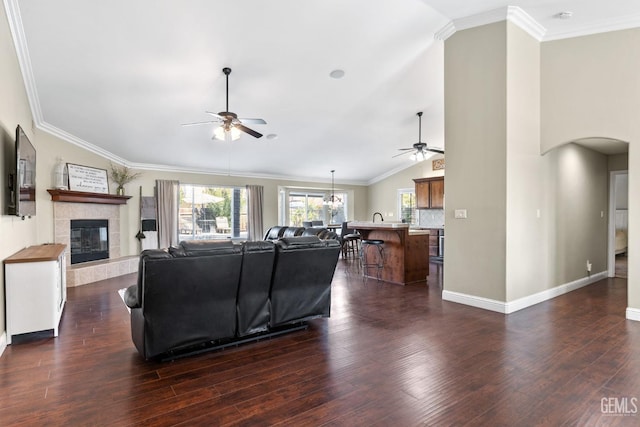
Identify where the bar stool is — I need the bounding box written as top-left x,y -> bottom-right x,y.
360,239 -> 385,280
342,234 -> 360,259
339,222 -> 361,259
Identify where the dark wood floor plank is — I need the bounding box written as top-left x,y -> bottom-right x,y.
1,262 -> 639,425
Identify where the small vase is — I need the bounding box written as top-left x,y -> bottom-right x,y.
116,186 -> 124,196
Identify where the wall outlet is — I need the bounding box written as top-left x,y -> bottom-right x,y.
586,260 -> 592,272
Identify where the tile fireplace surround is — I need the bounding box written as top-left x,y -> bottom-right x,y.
53,202 -> 138,287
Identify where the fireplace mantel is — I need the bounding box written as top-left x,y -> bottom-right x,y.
47,189 -> 131,205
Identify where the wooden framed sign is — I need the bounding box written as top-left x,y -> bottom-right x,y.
67,163 -> 109,194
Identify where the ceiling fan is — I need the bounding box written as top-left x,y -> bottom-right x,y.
182,67 -> 266,141
393,112 -> 444,161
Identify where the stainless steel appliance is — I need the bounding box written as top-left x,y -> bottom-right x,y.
438,233 -> 444,258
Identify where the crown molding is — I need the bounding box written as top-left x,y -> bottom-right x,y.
4,0 -> 43,124
434,21 -> 455,41
434,6 -> 546,42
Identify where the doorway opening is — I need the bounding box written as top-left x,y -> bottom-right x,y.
608,170 -> 628,278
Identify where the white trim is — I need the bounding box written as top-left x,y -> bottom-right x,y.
505,271 -> 607,313
434,6 -> 546,42
0,332 -> 6,357
434,22 -> 455,41
4,0 -> 43,124
442,290 -> 508,313
443,271 -> 608,314
626,307 -> 640,322
506,6 -> 546,41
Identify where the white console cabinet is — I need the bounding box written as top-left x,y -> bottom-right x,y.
4,244 -> 66,344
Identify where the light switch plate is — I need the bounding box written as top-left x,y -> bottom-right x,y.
454,209 -> 467,219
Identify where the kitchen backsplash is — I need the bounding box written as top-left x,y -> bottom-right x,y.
418,209 -> 444,228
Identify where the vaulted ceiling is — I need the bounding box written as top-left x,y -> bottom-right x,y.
6,0 -> 638,185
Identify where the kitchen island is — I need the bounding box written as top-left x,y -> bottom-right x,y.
348,221 -> 429,285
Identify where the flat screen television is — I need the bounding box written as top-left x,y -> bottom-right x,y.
7,125 -> 36,218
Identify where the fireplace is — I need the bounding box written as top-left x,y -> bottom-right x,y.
70,219 -> 109,265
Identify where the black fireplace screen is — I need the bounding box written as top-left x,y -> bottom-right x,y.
70,219 -> 109,265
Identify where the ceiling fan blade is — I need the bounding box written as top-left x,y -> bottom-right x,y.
397,147 -> 414,151
392,151 -> 413,158
235,123 -> 263,138
425,147 -> 445,154
205,111 -> 225,120
239,118 -> 267,125
181,120 -> 217,127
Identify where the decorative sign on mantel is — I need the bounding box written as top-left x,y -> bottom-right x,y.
67,163 -> 109,194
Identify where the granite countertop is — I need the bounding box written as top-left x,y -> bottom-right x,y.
348,221 -> 409,229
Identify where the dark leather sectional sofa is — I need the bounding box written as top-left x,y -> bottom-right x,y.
124,236 -> 341,360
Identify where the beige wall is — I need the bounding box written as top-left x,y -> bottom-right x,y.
367,157 -> 444,222
544,144 -> 609,285
541,28 -> 640,313
443,22 -> 508,301
504,22 -> 546,301
443,21 -> 613,307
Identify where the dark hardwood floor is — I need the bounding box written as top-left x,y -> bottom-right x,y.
1,259 -> 639,426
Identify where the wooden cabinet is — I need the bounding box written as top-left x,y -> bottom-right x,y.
414,177 -> 444,209
4,244 -> 66,344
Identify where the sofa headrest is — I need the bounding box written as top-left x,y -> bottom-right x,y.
264,225 -> 286,240
276,236 -> 328,250
140,249 -> 172,261
317,229 -> 339,240
301,228 -> 324,237
282,227 -> 305,237
171,240 -> 241,257
243,240 -> 275,253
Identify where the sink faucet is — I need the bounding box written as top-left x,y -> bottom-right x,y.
372,212 -> 384,223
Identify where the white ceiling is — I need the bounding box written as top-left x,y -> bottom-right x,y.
7,0 -> 638,185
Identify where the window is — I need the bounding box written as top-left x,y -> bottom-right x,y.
281,188 -> 349,226
179,184 -> 247,240
398,189 -> 417,225
289,192 -> 324,226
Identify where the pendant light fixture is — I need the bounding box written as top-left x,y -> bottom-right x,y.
323,170 -> 343,207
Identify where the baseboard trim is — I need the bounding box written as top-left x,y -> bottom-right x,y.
442,290 -> 508,313
626,307 -> 640,322
0,332 -> 7,358
442,271 -> 608,314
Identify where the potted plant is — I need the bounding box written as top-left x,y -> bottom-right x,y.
109,163 -> 141,195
